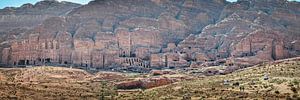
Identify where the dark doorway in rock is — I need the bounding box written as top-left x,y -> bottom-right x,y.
45,58 -> 51,63
85,61 -> 88,67
18,60 -> 25,65
131,53 -> 136,57
26,60 -> 29,65
122,51 -> 126,57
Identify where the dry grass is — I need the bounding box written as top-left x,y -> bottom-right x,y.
0,59 -> 299,100
118,59 -> 300,100
0,67 -> 122,100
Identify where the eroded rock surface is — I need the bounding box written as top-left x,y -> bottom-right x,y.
0,0 -> 299,73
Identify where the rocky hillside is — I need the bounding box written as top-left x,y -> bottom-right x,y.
0,67 -> 116,99
121,57 -> 300,99
0,66 -> 187,99
0,0 -> 81,32
179,0 -> 300,66
0,0 -> 299,70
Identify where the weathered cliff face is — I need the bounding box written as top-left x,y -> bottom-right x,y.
0,0 -> 299,70
0,1 -> 81,64
0,0 -> 81,32
66,0 -> 227,43
178,0 -> 300,67
0,0 -> 227,68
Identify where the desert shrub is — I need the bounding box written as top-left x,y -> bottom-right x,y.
286,96 -> 293,100
288,82 -> 294,87
182,93 -> 191,100
211,87 -> 215,90
274,90 -> 280,94
254,85 -> 258,88
292,80 -> 300,86
292,94 -> 299,99
255,81 -> 263,85
233,82 -> 239,86
269,79 -> 284,84
263,84 -> 269,89
290,87 -> 297,93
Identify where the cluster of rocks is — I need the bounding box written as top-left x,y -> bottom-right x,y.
0,0 -> 299,74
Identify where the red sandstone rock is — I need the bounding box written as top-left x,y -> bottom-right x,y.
116,77 -> 174,89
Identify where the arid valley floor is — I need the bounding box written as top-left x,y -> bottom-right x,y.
0,57 -> 299,100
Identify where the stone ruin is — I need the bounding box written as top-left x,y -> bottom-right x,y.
1,29 -> 299,73
1,28 -> 163,70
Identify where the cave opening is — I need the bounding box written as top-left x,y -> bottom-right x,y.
18,60 -> 25,65
45,58 -> 51,63
121,51 -> 126,57
26,60 -> 29,65
130,53 -> 136,57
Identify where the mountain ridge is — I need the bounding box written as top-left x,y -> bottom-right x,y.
0,0 -> 299,74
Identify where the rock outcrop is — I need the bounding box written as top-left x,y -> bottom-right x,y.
116,77 -> 175,89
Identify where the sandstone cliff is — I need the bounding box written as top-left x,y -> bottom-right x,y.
0,0 -> 299,71
178,0 -> 300,67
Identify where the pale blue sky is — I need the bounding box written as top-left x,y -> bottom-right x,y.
0,0 -> 92,9
227,0 -> 300,2
0,0 -> 299,9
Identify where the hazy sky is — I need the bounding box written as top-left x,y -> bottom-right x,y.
0,0 -> 299,9
227,0 -> 300,2
0,0 -> 92,9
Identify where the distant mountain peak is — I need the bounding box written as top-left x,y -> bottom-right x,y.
0,0 -> 81,15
